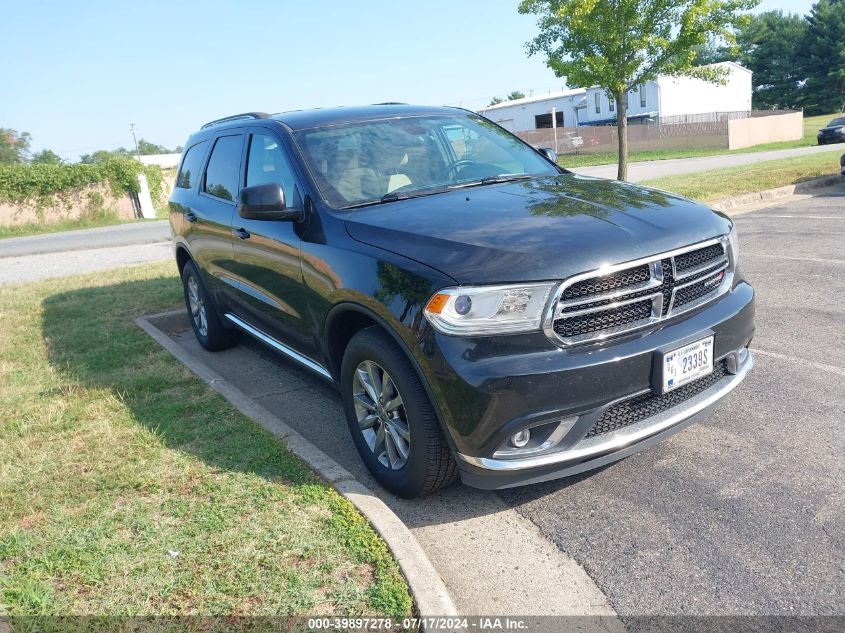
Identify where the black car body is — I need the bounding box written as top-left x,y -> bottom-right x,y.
817,117 -> 845,145
169,104 -> 754,497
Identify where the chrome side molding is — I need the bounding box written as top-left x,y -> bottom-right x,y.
224,313 -> 333,380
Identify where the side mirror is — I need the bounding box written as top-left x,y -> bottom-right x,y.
238,183 -> 301,221
538,147 -> 558,164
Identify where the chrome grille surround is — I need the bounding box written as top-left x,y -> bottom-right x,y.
544,236 -> 734,346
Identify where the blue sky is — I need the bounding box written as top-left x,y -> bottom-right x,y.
2,0 -> 813,160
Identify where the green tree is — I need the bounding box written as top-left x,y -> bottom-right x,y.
519,0 -> 757,181
79,148 -> 133,164
691,36 -> 733,65
0,128 -> 32,164
801,0 -> 845,115
31,148 -> 64,165
488,90 -> 527,106
136,138 -> 172,155
733,11 -> 808,109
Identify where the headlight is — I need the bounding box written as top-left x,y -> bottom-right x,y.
728,222 -> 740,268
424,282 -> 555,335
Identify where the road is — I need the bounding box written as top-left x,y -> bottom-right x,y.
0,220 -> 170,257
0,242 -> 172,285
0,221 -> 172,285
149,185 -> 844,616
571,142 -> 845,182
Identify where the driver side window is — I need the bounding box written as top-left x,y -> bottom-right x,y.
246,133 -> 297,206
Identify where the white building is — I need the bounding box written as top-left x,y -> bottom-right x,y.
479,62 -> 752,131
479,88 -> 586,132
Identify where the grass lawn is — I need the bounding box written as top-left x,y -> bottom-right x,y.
640,150 -> 843,202
0,262 -> 412,617
558,111 -> 841,169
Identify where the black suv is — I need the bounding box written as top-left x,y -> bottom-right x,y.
169,104 -> 754,498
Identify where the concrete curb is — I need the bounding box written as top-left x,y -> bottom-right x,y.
136,313 -> 458,621
711,174 -> 844,211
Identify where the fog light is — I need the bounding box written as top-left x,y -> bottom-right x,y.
511,429 -> 531,448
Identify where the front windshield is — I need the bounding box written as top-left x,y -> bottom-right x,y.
829,117 -> 845,127
292,114 -> 559,208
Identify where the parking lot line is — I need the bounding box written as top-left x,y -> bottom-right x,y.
752,348 -> 845,377
743,254 -> 845,265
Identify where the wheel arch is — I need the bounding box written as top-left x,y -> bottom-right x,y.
323,302 -> 458,452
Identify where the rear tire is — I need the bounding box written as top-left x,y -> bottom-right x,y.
181,260 -> 239,352
341,327 -> 458,498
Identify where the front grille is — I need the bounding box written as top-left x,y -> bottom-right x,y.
585,360 -> 729,438
554,299 -> 652,338
552,239 -> 730,344
675,243 -> 724,275
563,264 -> 650,301
674,270 -> 725,309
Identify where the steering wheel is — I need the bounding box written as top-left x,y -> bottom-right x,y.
445,159 -> 477,180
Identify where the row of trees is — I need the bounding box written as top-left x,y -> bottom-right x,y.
0,128 -> 181,165
695,1 -> 845,113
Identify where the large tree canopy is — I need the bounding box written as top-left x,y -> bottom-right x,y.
735,11 -> 808,110
519,0 -> 757,180
801,0 -> 845,115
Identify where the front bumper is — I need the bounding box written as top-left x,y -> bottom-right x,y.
418,281 -> 755,489
458,347 -> 752,489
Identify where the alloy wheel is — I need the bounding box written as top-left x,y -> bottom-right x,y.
187,274 -> 208,337
352,360 -> 410,470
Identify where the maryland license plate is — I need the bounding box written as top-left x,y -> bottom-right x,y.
661,336 -> 714,393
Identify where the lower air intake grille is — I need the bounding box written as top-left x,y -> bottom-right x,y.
585,360 -> 729,438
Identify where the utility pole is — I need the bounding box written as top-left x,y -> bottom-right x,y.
129,123 -> 141,161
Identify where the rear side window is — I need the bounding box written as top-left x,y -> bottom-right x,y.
175,141 -> 208,189
203,135 -> 243,201
246,133 -> 297,205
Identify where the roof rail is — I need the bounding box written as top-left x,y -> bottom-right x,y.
201,112 -> 270,129
371,102 -> 407,106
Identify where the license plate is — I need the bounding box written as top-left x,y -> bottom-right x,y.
661,336 -> 714,393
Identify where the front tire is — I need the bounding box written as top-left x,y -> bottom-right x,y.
181,260 -> 239,352
341,327 -> 458,498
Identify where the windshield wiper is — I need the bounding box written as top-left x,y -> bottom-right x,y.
380,191 -> 416,203
449,174 -> 534,190
340,187 -> 448,210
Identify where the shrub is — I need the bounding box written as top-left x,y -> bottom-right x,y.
0,159 -> 165,206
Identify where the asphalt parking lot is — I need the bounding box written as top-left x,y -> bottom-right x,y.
500,186 -> 845,615
151,186 -> 844,616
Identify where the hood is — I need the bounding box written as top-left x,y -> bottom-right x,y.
344,174 -> 732,284
821,125 -> 844,131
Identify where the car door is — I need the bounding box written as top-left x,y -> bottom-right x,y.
177,134 -> 245,307
229,128 -> 317,359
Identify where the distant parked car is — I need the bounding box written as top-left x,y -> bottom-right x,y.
840,152 -> 844,175
561,131 -> 584,150
817,117 -> 845,145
